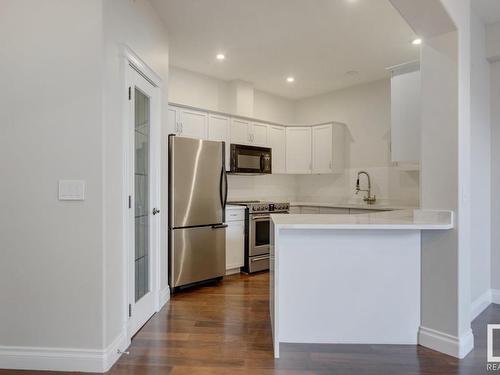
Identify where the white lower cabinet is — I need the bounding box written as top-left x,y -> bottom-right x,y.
225,207 -> 245,274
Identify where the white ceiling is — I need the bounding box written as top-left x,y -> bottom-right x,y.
150,0 -> 420,100
472,0 -> 500,25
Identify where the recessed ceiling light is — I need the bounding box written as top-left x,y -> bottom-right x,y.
216,53 -> 225,60
286,76 -> 295,83
411,38 -> 422,45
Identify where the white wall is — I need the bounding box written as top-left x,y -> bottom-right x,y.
169,66 -> 295,123
168,66 -> 232,113
0,0 -> 169,370
294,79 -> 420,205
0,0 -> 104,349
491,61 -> 500,292
470,11 -> 491,304
486,22 -> 500,61
102,0 -> 169,351
227,175 -> 298,202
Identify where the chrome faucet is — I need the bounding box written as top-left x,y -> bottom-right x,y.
355,171 -> 376,204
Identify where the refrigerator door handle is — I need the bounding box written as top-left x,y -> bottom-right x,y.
219,165 -> 224,209
223,167 -> 228,209
212,224 -> 228,229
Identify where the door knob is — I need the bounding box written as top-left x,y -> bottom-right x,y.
152,208 -> 160,215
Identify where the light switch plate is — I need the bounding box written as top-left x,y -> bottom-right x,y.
58,180 -> 86,201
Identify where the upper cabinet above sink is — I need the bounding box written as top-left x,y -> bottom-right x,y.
389,61 -> 421,168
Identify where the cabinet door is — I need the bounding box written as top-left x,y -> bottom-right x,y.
312,124 -> 333,174
230,118 -> 250,145
208,114 -> 230,170
391,69 -> 421,163
332,123 -> 346,172
179,108 -> 207,139
168,106 -> 179,135
268,125 -> 286,174
250,123 -> 268,146
226,220 -> 245,271
286,127 -> 312,174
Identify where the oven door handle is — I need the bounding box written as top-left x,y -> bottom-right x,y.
252,216 -> 270,220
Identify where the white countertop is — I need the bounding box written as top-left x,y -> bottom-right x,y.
290,201 -> 416,211
271,209 -> 453,230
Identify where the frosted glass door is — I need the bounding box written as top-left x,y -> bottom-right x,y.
127,63 -> 159,339
134,88 -> 150,302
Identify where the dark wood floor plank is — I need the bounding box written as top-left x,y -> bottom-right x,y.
0,272 -> 498,375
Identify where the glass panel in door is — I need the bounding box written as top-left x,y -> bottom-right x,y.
255,219 -> 270,247
134,88 -> 150,302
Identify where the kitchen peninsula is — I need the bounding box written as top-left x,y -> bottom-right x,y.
269,209 -> 453,358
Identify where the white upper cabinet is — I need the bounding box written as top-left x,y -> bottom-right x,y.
230,118 -> 251,145
167,106 -> 178,135
390,63 -> 421,164
312,124 -> 333,174
208,114 -> 230,170
250,122 -> 269,146
168,104 -> 346,175
286,127 -> 312,174
268,125 -> 286,174
171,106 -> 208,139
230,119 -> 268,146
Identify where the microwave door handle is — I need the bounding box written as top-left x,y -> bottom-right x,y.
260,154 -> 264,173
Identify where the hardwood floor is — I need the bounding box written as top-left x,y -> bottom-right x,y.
1,272 -> 498,374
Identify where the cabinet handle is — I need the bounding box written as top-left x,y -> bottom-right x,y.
180,123 -> 183,133
329,161 -> 332,169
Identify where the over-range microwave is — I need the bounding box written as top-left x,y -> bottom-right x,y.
229,144 -> 272,174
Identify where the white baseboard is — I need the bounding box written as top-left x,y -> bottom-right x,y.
471,289 -> 493,320
225,267 -> 242,276
159,286 -> 171,311
492,289 -> 500,304
0,331 -> 127,373
418,326 -> 474,359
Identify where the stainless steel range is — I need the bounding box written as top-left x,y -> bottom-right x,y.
229,201 -> 289,273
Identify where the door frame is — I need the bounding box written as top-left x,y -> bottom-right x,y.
121,46 -> 162,342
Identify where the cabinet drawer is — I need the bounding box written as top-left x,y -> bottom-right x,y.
225,209 -> 245,222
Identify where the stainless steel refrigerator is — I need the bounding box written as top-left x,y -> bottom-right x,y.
168,135 -> 228,290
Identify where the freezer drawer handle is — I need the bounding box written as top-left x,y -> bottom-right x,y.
212,224 -> 228,229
